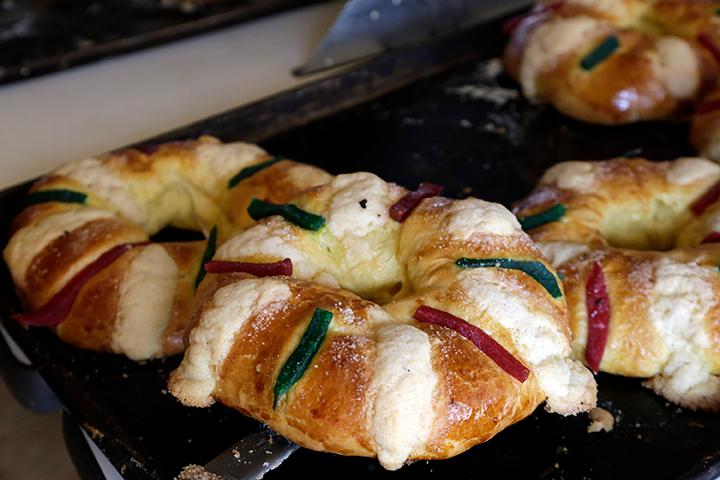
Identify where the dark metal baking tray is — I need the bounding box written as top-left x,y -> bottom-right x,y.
0,0 -> 328,85
1,12 -> 718,480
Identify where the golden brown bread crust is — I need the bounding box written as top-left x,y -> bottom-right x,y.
24,216 -> 146,309
54,246 -> 133,353
227,160 -> 332,228
562,250 -> 668,377
3,137 -> 331,360
537,31 -> 679,123
397,197 -> 569,337
514,157 -> 720,410
514,158 -> 719,249
214,281 -> 381,457
560,247 -> 720,376
417,322 -> 543,457
36,240 -> 203,358
177,277 -> 547,464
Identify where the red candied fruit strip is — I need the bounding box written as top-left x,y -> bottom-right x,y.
503,2 -> 564,35
413,305 -> 530,382
691,181 -> 720,216
699,32 -> 720,65
695,99 -> 720,115
702,231 -> 720,244
585,261 -> 611,373
389,183 -> 444,223
15,243 -> 141,327
204,258 -> 293,277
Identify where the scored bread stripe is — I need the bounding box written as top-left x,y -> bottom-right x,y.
370,323 -> 437,471
5,207 -> 116,290
456,267 -> 597,412
646,258 -> 719,406
112,245 -> 179,360
665,157 -> 720,186
457,268 -> 568,366
169,279 -> 291,407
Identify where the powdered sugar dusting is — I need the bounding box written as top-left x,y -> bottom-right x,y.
169,279 -> 291,407
459,267 -> 568,365
447,400 -> 473,423
370,323 -> 437,470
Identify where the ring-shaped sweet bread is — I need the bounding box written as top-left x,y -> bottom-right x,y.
514,157 -> 720,410
504,0 -> 720,125
3,136 -> 332,360
170,172 -> 596,469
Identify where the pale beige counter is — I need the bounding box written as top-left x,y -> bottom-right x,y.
0,1 -> 344,189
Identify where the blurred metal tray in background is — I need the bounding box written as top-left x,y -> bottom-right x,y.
0,0 -> 328,85
0,11 -> 718,480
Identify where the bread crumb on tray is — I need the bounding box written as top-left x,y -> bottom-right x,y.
587,407 -> 615,433
176,464 -> 223,480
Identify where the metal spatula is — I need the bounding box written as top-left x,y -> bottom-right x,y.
295,0 -> 532,75
203,426 -> 298,480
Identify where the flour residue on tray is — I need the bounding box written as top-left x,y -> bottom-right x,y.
445,57 -> 519,105
446,84 -> 519,105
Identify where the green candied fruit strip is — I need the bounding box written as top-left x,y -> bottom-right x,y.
580,35 -> 620,71
227,157 -> 282,189
273,308 -> 333,408
456,257 -> 563,299
247,198 -> 325,231
25,189 -> 87,207
193,226 -> 218,290
518,203 -> 566,230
